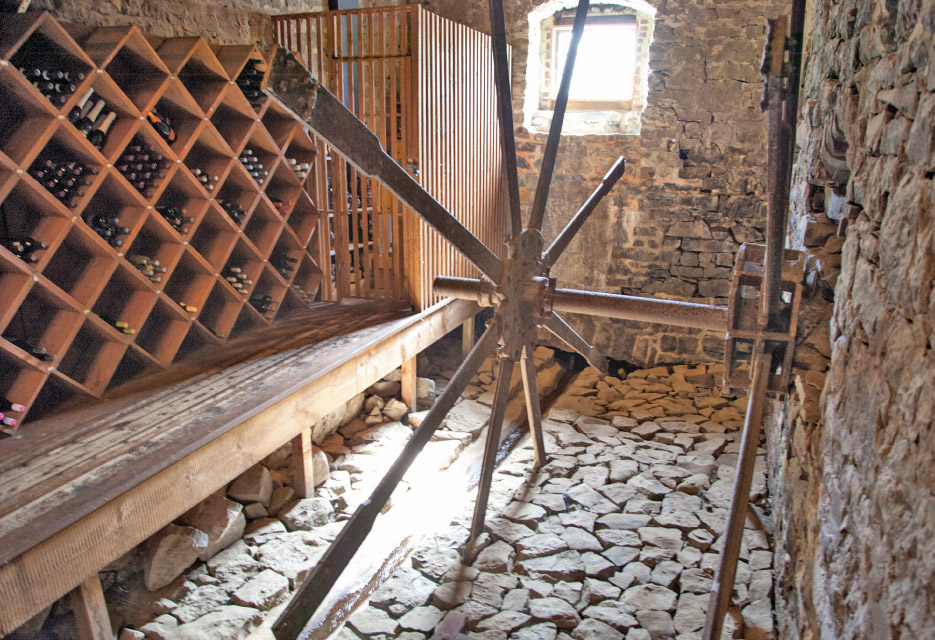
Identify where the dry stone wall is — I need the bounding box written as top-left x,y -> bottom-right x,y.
771,0 -> 935,636
365,0 -> 784,366
27,0 -> 326,45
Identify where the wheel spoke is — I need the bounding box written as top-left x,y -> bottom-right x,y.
272,323 -> 499,640
520,342 -> 547,467
544,156 -> 626,268
542,312 -> 608,374
527,0 -> 590,232
488,0 -> 523,238
267,46 -> 503,283
471,353 -> 516,540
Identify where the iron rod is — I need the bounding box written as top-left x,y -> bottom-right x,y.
488,0 -> 523,238
702,349 -> 772,640
470,355 -> 515,540
520,342 -> 547,467
542,312 -> 608,374
432,276 -> 728,332
527,0 -> 590,232
761,2 -> 804,325
272,324 -> 499,640
544,156 -> 626,267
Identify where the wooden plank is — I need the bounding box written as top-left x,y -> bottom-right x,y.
0,298 -> 478,635
0,304 -> 407,557
69,574 -> 111,640
291,430 -> 315,499
400,355 -> 417,411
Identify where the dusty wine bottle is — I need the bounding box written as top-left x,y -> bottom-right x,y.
88,111 -> 117,151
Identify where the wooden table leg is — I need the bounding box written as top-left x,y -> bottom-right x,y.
462,315 -> 475,360
69,574 -> 112,640
401,355 -> 417,411
291,430 -> 315,499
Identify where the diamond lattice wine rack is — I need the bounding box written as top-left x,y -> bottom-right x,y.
0,13 -> 325,433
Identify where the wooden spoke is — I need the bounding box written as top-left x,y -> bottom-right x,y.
520,342 -> 547,468
542,312 -> 608,374
487,0 -> 523,238
273,323 -> 499,640
470,353 -> 515,540
544,156 -> 626,267
527,0 -> 590,232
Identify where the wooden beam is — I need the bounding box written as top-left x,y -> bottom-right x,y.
0,299 -> 479,635
461,314 -> 475,360
291,430 -> 315,499
69,575 -> 111,640
400,356 -> 417,411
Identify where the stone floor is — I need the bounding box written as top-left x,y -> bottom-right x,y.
338,363 -> 774,640
34,338 -> 772,640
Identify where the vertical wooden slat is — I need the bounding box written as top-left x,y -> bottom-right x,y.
274,6 -> 508,310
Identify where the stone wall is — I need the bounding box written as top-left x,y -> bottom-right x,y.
364,0 -> 783,366
28,0 -> 326,45
770,0 -> 935,636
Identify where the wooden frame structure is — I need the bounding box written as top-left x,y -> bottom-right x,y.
272,6 -> 509,310
0,297 -> 478,635
0,13 -> 328,432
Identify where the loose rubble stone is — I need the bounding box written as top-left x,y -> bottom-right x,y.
349,607 -> 399,636
620,584 -> 678,611
281,498 -> 335,530
433,580 -> 474,609
582,602 -> 638,631
516,534 -> 568,560
383,397 -> 409,421
367,380 -> 401,397
231,569 -> 289,610
398,606 -> 445,632
475,540 -> 516,572
175,605 -> 262,640
228,465 -> 273,507
513,622 -> 558,640
144,525 -> 209,591
529,597 -> 581,627
515,550 -> 585,583
476,610 -> 531,632
572,619 -> 625,639
635,610 -> 675,639
178,493 -> 245,561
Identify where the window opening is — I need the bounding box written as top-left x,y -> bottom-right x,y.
551,17 -> 637,108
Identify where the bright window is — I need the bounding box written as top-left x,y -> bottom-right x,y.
551,20 -> 638,107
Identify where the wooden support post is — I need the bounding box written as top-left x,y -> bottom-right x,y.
462,315 -> 475,360
69,575 -> 111,640
401,356 -> 417,411
291,430 -> 315,499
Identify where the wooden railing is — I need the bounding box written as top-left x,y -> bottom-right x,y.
272,6 -> 507,310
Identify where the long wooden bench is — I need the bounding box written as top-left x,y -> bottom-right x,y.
0,297 -> 477,635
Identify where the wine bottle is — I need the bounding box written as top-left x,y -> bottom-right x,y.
4,400 -> 27,413
88,111 -> 117,151
68,88 -> 94,124
75,99 -> 106,135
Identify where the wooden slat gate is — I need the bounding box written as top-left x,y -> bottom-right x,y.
272,6 -> 507,310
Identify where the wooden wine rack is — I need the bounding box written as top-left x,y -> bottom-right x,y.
0,13 -> 327,433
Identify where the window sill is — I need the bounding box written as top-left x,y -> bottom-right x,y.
527,108 -> 642,135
